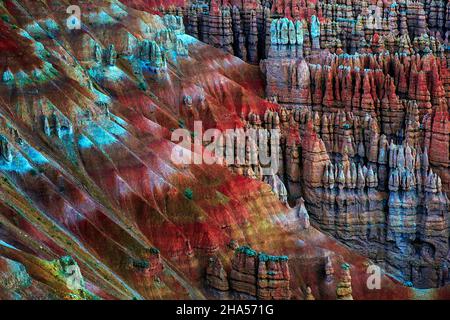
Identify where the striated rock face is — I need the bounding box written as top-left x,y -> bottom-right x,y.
89,0 -> 450,296
217,45 -> 448,287
230,247 -> 259,296
336,263 -> 353,300
241,31 -> 449,287
244,100 -> 449,288
158,0 -> 450,291
229,246 -> 291,300
257,252 -> 291,300
206,256 -> 229,291
180,1 -> 270,63
165,0 -> 450,64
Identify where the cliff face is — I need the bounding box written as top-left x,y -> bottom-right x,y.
266,55 -> 449,289
234,97 -> 448,288
259,1 -> 450,288
168,0 -> 450,289
228,246 -> 291,299
167,0 -> 449,64
0,0 -> 345,300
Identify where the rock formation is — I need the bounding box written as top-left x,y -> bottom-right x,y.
169,0 -> 450,64
336,263 -> 353,300
240,98 -> 449,288
206,256 -> 229,291
236,20 -> 449,287
305,286 -> 315,300
325,255 -> 335,282
228,246 -> 291,300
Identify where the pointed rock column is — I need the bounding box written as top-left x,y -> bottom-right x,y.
336,263 -> 353,300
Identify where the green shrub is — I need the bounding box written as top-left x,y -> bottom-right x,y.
341,263 -> 351,271
138,81 -> 147,91
184,188 -> 193,200
150,247 -> 160,255
1,14 -> 10,22
236,245 -> 257,257
132,259 -> 149,269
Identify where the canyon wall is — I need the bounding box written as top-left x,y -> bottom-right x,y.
169,0 -> 450,289
163,0 -> 450,64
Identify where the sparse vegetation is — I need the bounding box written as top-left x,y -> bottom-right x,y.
184,188 -> 193,200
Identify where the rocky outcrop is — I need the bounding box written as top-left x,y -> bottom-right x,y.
229,246 -> 291,300
131,248 -> 164,278
170,0 -> 450,63
248,43 -> 449,287
206,256 -> 229,291
305,286 -> 315,300
0,0 -> 293,300
336,263 -> 353,300
230,246 -> 259,296
249,102 -> 449,288
257,252 -> 291,299
181,2 -> 268,63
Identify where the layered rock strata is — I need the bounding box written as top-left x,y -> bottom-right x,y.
207,246 -> 291,299
236,102 -> 449,288
224,45 -> 450,287
165,0 -> 450,63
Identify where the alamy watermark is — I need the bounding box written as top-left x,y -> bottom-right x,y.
66,5 -> 81,30
171,121 -> 280,176
65,263 -> 84,291
367,264 -> 382,290
366,5 -> 383,30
